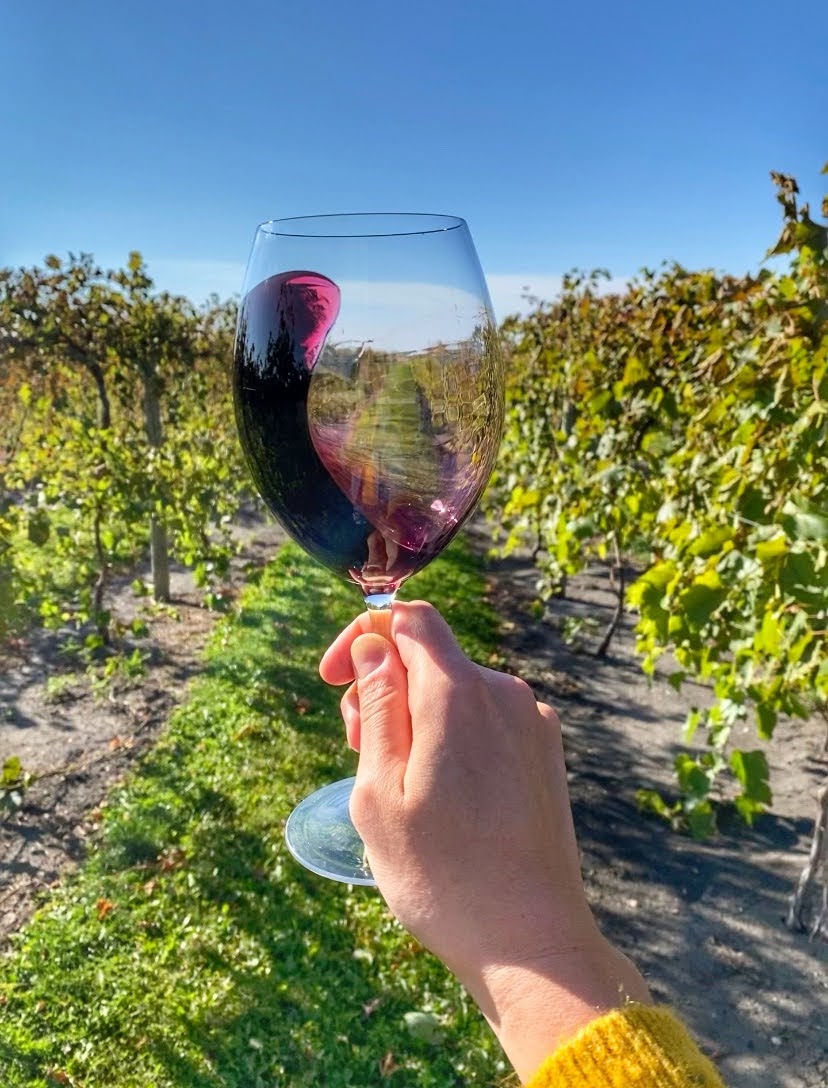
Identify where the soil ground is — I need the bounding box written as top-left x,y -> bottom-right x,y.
0,509 -> 287,942
481,531 -> 828,1088
1,516 -> 827,1088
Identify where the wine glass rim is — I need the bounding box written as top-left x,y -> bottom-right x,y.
257,213 -> 467,238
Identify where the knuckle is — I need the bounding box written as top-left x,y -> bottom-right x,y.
478,667 -> 540,722
509,675 -> 536,706
348,780 -> 376,832
468,663 -> 494,702
401,598 -> 434,618
477,663 -> 519,696
399,599 -> 446,639
350,770 -> 402,836
538,700 -> 562,732
493,670 -> 533,703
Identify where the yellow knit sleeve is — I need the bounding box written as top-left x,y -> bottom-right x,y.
525,1004 -> 726,1088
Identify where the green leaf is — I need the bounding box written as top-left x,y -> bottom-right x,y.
781,502 -> 828,542
675,753 -> 710,801
729,749 -> 772,804
567,516 -> 597,540
27,510 -> 51,547
683,707 -> 702,742
734,795 -> 765,826
679,581 -> 726,626
2,756 -> 23,785
686,801 -> 716,839
756,704 -> 778,740
635,788 -> 673,819
780,550 -> 825,606
737,486 -> 768,525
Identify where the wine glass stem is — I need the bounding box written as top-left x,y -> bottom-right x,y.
364,591 -> 395,639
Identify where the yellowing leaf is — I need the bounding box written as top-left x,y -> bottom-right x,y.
754,610 -> 782,655
694,568 -> 722,589
620,355 -> 649,387
755,534 -> 788,562
689,527 -> 734,558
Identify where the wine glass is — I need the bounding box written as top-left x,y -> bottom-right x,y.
233,213 -> 504,884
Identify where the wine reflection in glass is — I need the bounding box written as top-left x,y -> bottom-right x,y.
233,214 -> 504,885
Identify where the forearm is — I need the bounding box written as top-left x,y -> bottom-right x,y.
466,929 -> 652,1084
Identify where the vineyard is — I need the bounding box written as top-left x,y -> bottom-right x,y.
0,252 -> 248,644
0,167 -> 827,1085
484,168 -> 828,936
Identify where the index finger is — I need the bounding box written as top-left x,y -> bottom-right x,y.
319,600 -> 471,686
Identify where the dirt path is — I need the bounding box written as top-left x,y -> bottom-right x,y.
2,521 -> 827,1087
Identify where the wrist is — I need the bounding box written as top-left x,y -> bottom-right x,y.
467,924 -> 652,1084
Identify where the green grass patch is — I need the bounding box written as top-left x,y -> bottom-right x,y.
0,536 -> 510,1087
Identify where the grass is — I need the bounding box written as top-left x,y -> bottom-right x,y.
0,536 -> 510,1088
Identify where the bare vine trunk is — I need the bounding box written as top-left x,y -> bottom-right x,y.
84,361 -> 112,430
786,776 -> 828,937
92,504 -> 110,642
595,536 -> 624,658
142,366 -> 170,602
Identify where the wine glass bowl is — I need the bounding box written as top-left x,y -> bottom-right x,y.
233,213 -> 504,883
307,328 -> 500,597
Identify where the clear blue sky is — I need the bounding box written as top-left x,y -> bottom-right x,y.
2,0 -> 825,316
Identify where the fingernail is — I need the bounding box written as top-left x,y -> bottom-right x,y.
351,636 -> 388,680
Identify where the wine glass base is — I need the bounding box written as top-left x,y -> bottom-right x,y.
284,777 -> 376,886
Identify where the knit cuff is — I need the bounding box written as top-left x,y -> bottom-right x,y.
525,1004 -> 725,1088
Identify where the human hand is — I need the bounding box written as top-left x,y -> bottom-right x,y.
321,600 -> 590,970
320,601 -> 650,1080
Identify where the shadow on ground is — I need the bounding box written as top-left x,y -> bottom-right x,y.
477,530 -> 828,1088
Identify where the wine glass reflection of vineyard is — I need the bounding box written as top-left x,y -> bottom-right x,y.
309,339 -> 493,568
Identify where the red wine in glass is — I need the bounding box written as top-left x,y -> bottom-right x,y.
233,214 -> 504,884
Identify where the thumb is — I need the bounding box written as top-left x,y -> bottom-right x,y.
351,633 -> 411,788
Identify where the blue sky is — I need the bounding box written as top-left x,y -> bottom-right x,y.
1,0 -> 825,318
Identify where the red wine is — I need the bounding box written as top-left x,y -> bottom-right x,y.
233,271 -> 497,596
